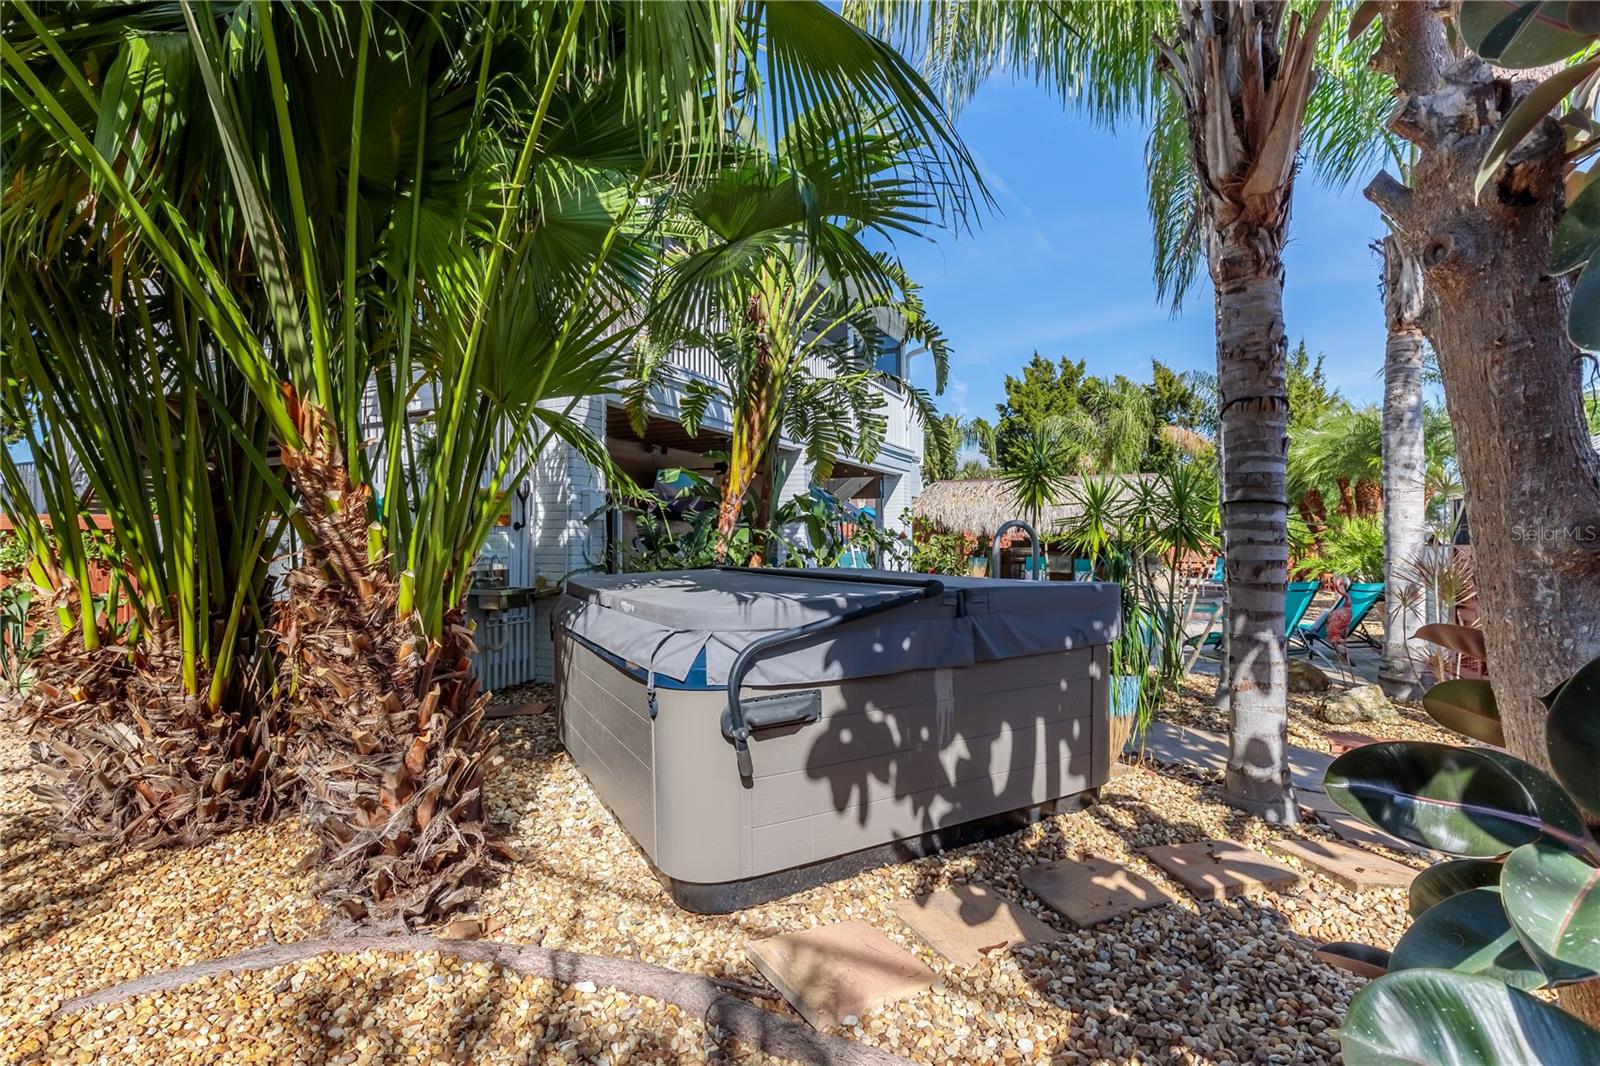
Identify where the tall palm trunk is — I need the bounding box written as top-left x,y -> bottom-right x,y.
1378,232 -> 1427,697
1211,238 -> 1294,819
1297,487 -> 1328,552
716,299 -> 780,562
1367,1 -> 1600,1020
1160,1 -> 1329,821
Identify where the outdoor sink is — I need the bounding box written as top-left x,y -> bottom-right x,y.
468,585 -> 544,611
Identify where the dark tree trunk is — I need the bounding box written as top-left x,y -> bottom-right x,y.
1368,2 -> 1600,1022
1335,477 -> 1356,518
1369,2 -> 1600,769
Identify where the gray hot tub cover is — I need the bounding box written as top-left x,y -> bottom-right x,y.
554,568 -> 1120,688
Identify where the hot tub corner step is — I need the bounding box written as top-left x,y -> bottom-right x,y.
1019,855 -> 1176,927
1139,839 -> 1300,900
745,920 -> 934,1031
892,885 -> 1059,968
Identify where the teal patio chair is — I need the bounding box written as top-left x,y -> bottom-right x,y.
1295,581 -> 1384,657
1190,580 -> 1320,649
1210,555 -> 1225,583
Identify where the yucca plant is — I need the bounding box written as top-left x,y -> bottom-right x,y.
1322,649 -> 1600,1062
1057,467 -> 1220,749
1000,415 -> 1081,533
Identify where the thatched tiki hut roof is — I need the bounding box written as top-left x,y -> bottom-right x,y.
910,475 -> 1159,540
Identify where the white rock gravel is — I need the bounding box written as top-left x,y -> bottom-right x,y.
2,680 -> 1432,1064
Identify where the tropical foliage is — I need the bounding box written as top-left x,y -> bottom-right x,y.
1326,649 -> 1600,1064
623,89 -> 967,559
1294,514 -> 1385,583
984,354 -> 1171,474
0,0 -> 977,926
999,416 -> 1079,530
1054,465 -> 1219,744
612,473 -> 900,572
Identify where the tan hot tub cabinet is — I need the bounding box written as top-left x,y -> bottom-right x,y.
553,567 -> 1118,912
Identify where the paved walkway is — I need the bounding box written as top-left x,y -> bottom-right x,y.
1133,720 -> 1430,855
1188,642 -> 1384,686
1135,721 -> 1334,796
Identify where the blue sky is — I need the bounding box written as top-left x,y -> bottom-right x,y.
888,79 -> 1393,422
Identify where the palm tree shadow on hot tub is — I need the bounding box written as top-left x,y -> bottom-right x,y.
553,567 -> 1116,913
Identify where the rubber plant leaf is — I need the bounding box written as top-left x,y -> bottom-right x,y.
1337,968 -> 1600,1065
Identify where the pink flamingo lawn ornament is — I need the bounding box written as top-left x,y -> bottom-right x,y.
1326,576 -> 1354,677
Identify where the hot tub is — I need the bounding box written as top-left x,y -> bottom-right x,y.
553,567 -> 1119,912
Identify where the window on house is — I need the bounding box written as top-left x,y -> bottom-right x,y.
874,335 -> 902,379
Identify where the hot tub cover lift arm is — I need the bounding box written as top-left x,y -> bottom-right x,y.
716,569 -> 948,781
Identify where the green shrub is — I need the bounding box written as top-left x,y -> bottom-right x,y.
1295,514 -> 1384,582
0,532 -> 28,573
909,530 -> 970,575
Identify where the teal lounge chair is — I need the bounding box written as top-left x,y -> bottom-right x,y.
1191,580 -> 1320,649
1296,581 -> 1384,657
1210,556 -> 1225,583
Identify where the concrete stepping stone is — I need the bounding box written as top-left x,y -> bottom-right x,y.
1316,810 -> 1432,857
747,920 -> 934,1030
1140,839 -> 1300,900
1266,837 -> 1417,891
892,885 -> 1058,967
1019,854 -> 1176,927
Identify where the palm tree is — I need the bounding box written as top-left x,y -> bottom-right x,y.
925,414 -> 996,483
849,0 -> 1393,819
1377,229 -> 1428,697
4,0 -> 980,923
1291,404 -> 1381,521
1000,416 -> 1078,531
627,108 -> 961,561
1080,375 -> 1156,473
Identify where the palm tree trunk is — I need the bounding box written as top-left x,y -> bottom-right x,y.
1353,478 -> 1383,517
278,406 -> 504,928
1297,488 -> 1327,552
1378,233 -> 1427,697
1334,477 -> 1356,518
1214,241 -> 1295,822
745,447 -> 781,567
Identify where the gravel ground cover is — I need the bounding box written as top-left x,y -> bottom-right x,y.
4,679 -> 1434,1066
